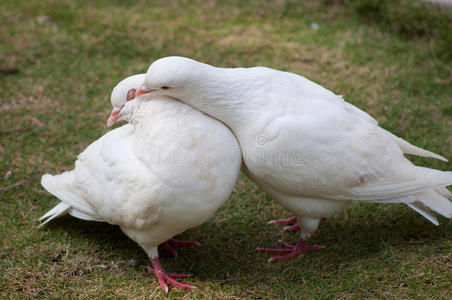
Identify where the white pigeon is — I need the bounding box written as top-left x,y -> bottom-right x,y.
39,74 -> 241,291
136,56 -> 452,262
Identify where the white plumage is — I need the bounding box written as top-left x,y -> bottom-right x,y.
138,56 -> 452,262
40,74 -> 241,291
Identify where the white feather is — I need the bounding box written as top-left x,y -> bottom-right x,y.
38,202 -> 71,227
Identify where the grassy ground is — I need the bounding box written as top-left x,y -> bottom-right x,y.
1,0 -> 451,298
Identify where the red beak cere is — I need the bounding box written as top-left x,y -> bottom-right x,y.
107,107 -> 121,127
136,87 -> 155,97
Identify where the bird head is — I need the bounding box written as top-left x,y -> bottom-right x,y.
136,56 -> 204,99
107,74 -> 146,127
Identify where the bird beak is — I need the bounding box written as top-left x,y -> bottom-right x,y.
136,84 -> 155,97
107,107 -> 122,127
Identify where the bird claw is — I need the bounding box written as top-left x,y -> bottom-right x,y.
268,216 -> 328,232
278,239 -> 295,249
160,236 -> 202,257
283,223 -> 300,232
257,239 -> 324,263
160,242 -> 178,257
149,258 -> 196,293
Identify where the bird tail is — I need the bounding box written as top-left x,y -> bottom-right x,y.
404,182 -> 452,226
395,134 -> 452,224
411,187 -> 452,222
39,173 -> 101,227
351,165 -> 452,225
38,202 -> 71,227
391,133 -> 448,162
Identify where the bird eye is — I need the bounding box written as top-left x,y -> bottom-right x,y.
126,88 -> 136,101
161,86 -> 171,90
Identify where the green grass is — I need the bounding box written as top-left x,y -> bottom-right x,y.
1,0 -> 451,298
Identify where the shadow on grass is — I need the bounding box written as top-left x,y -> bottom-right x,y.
41,205 -> 451,290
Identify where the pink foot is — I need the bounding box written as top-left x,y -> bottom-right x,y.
149,257 -> 196,293
256,239 -> 324,263
283,223 -> 300,232
268,217 -> 328,232
268,216 -> 300,232
160,236 -> 202,257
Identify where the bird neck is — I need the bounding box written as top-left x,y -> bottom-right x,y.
125,102 -> 143,126
174,67 -> 265,133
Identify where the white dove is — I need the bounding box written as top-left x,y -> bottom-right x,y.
136,56 -> 452,263
39,74 -> 241,291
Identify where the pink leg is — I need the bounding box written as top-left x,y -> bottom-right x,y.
256,238 -> 324,263
149,257 -> 196,293
159,235 -> 202,257
148,267 -> 192,278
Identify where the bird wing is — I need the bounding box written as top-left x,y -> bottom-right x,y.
257,96 -> 450,204
71,124 -> 163,228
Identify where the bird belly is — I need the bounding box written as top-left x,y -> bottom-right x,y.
251,173 -> 349,218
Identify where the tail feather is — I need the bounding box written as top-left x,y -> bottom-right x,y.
68,209 -> 102,222
40,173 -> 100,224
349,168 -> 452,202
39,202 -> 70,221
350,165 -> 452,224
38,202 -> 71,228
406,202 -> 439,225
393,134 -> 447,162
414,189 -> 452,219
